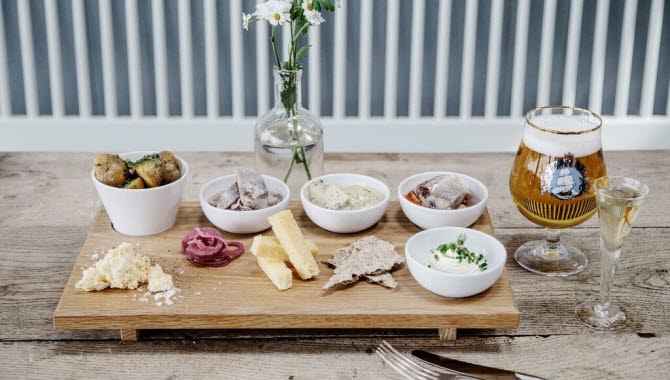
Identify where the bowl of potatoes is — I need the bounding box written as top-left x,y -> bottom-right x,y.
92,151 -> 188,236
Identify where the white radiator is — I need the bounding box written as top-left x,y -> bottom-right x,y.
0,0 -> 668,152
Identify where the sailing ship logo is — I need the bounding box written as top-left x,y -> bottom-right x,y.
541,154 -> 588,200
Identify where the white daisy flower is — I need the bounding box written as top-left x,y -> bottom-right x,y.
304,9 -> 325,25
254,0 -> 292,26
302,1 -> 315,12
242,13 -> 252,30
302,1 -> 325,26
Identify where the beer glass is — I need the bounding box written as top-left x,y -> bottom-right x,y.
509,106 -> 605,276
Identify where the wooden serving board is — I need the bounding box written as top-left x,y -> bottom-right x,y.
54,202 -> 519,341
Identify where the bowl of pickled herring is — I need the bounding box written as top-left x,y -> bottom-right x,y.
398,172 -> 488,229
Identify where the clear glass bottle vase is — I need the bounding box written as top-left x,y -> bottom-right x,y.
254,69 -> 324,194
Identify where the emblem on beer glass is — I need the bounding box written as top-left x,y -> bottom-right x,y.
541,154 -> 588,200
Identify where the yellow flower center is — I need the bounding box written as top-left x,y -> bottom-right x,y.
273,13 -> 281,21
307,2 -> 314,10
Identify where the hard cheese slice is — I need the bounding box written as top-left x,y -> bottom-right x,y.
267,210 -> 320,280
257,258 -> 292,290
251,235 -> 318,261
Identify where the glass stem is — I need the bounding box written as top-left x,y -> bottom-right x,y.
597,237 -> 622,313
544,228 -> 561,252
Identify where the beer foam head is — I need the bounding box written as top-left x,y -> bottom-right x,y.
523,113 -> 601,158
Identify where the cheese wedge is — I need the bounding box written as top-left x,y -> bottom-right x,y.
267,210 -> 320,280
257,257 -> 293,290
251,235 -> 318,261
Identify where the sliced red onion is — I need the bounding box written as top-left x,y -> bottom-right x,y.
180,227 -> 245,267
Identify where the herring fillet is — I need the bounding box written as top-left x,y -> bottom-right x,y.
212,168 -> 283,210
214,182 -> 239,209
416,175 -> 471,210
236,168 -> 283,210
267,210 -> 320,280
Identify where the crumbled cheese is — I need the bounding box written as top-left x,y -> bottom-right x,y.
150,288 -> 180,306
147,264 -> 173,292
75,243 -> 173,293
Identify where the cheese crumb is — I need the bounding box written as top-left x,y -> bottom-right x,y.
147,264 -> 174,292
75,243 -> 173,293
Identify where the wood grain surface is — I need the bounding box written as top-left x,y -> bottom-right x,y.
54,203 -> 518,332
1,151 -> 669,379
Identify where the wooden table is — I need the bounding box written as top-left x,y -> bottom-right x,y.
1,152 -> 668,379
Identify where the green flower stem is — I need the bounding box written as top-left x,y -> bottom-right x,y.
293,23 -> 310,44
269,19 -> 313,184
299,146 -> 311,178
283,148 -> 297,182
271,27 -> 281,68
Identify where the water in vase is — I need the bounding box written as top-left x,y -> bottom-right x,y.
254,118 -> 323,194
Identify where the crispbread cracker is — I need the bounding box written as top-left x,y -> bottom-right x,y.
363,273 -> 398,289
322,236 -> 404,290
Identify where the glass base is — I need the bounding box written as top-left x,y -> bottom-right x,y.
514,240 -> 588,277
575,300 -> 626,330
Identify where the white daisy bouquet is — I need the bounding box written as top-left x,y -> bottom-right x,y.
243,0 -> 338,182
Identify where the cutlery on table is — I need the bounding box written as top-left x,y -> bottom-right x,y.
375,341 -> 477,380
411,350 -> 546,380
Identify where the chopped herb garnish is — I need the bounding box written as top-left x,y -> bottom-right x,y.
433,233 -> 488,271
433,254 -> 439,261
128,153 -> 160,168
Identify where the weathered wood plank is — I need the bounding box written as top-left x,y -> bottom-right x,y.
1,334 -> 667,379
1,152 -> 668,229
1,226 -> 667,341
1,152 -> 668,377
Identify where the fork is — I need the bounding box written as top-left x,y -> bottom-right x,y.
375,341 -> 475,380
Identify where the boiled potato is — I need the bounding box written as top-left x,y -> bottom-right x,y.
159,151 -> 181,184
94,154 -> 127,187
133,155 -> 164,188
124,177 -> 145,189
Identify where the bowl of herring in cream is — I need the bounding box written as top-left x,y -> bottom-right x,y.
300,173 -> 390,233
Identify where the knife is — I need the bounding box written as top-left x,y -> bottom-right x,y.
411,350 -> 546,380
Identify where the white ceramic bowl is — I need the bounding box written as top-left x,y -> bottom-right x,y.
300,173 -> 390,233
200,174 -> 290,234
405,227 -> 506,298
398,171 -> 488,230
92,151 -> 189,236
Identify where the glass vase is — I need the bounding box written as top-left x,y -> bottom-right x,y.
254,68 -> 324,194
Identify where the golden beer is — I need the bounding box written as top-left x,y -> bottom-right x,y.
510,141 -> 606,229
510,106 -> 605,277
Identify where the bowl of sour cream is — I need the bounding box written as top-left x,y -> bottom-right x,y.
300,173 -> 390,233
405,227 -> 506,298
